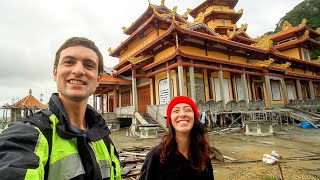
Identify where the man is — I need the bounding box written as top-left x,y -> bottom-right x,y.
0,37 -> 121,180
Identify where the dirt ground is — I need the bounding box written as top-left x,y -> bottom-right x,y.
110,125 -> 320,180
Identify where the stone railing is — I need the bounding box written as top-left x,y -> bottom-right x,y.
116,106 -> 134,118
147,105 -> 168,132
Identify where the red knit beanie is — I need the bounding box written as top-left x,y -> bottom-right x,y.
166,96 -> 199,125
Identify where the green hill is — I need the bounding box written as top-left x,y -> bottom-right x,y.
274,0 -> 320,32
273,0 -> 320,59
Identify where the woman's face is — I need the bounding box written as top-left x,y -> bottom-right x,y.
170,103 -> 195,134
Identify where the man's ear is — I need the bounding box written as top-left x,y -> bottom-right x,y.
53,66 -> 57,81
96,73 -> 101,87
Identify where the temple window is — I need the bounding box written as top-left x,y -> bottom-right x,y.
301,48 -> 310,61
221,19 -> 226,25
158,78 -> 173,104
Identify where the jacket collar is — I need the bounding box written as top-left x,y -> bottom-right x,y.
48,93 -> 111,141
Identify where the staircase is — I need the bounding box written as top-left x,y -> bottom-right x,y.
142,113 -> 158,124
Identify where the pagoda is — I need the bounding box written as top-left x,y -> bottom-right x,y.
2,89 -> 46,122
95,0 -> 320,129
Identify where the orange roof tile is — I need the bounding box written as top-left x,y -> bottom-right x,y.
270,26 -> 305,40
13,89 -> 45,108
100,75 -> 131,85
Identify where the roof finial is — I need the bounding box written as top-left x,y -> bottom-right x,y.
161,0 -> 165,6
29,89 -> 32,95
147,0 -> 150,5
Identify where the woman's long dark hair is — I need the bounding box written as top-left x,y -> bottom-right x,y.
160,119 -> 213,171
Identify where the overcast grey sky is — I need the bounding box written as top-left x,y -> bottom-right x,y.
0,0 -> 304,106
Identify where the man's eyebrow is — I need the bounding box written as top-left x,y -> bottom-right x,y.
61,55 -> 75,60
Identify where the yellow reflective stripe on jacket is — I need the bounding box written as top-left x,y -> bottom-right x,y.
47,114 -> 85,179
24,127 -> 49,180
110,144 -> 121,180
92,140 -> 121,180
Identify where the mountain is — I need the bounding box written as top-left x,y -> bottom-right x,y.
274,0 -> 320,59
275,0 -> 320,32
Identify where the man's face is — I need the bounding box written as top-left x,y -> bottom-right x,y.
53,46 -> 101,102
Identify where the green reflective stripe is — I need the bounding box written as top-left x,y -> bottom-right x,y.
91,140 -> 121,180
24,127 -> 49,180
48,153 -> 85,180
110,144 -> 121,180
49,114 -> 78,164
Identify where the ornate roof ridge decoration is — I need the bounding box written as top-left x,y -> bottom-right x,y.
208,22 -> 218,31
302,29 -> 310,38
282,20 -> 293,30
193,12 -> 204,24
236,8 -> 244,14
270,61 -> 291,69
251,34 -> 273,50
175,34 -> 179,48
184,22 -> 217,36
128,54 -> 154,65
299,18 -> 307,27
250,58 -> 275,67
161,0 -> 165,6
108,47 -> 113,55
172,6 -> 177,22
182,8 -> 192,20
239,23 -> 248,32
227,27 -> 236,38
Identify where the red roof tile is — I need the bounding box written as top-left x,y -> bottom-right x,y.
13,89 -> 45,108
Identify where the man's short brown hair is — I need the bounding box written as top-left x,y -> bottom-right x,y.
54,37 -> 104,74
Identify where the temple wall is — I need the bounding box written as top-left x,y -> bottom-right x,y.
230,55 -> 246,63
293,68 -> 305,74
180,46 -> 206,56
282,48 -> 300,59
207,51 -> 228,60
154,46 -> 175,62
213,19 -> 232,26
120,30 -> 157,61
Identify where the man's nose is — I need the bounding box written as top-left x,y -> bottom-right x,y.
72,62 -> 85,75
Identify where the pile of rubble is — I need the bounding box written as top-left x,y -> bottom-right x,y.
119,146 -> 152,179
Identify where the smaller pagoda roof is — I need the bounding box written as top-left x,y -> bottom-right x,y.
190,0 -> 239,18
270,25 -> 320,42
11,89 -> 45,108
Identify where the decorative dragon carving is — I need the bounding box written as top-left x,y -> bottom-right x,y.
282,20 -> 293,30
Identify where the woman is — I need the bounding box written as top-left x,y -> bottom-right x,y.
139,96 -> 214,180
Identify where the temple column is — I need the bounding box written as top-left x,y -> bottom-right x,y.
189,61 -> 196,101
264,75 -> 273,108
113,88 -> 118,112
280,78 -> 288,104
218,70 -> 226,108
296,80 -> 303,100
177,56 -> 184,96
93,94 -> 97,110
309,81 -> 315,100
132,67 -> 138,112
131,66 -> 138,133
166,62 -> 173,100
100,94 -> 104,113
241,73 -> 249,107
